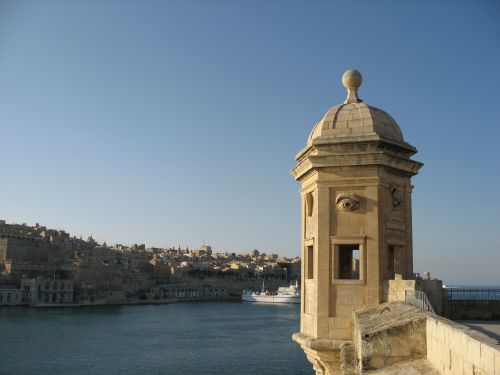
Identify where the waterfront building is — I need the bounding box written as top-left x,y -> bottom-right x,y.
152,283 -> 226,300
0,288 -> 24,305
0,218 -> 299,305
20,278 -> 74,305
191,245 -> 212,256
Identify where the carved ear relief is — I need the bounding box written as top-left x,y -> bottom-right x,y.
335,193 -> 360,211
389,184 -> 402,208
306,192 -> 314,217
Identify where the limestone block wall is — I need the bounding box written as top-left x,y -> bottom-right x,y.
329,285 -> 365,340
384,279 -> 416,302
426,315 -> 500,375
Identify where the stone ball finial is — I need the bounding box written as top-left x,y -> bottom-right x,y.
342,69 -> 363,89
342,69 -> 362,103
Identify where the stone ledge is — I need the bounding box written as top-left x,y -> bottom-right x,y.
355,302 -> 427,336
354,302 -> 428,372
292,331 -> 352,351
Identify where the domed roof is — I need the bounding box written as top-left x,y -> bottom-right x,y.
305,69 -> 406,149
307,102 -> 404,147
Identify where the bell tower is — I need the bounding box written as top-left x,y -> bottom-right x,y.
292,70 -> 422,373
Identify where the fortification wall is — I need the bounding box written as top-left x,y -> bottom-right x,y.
0,238 -> 65,263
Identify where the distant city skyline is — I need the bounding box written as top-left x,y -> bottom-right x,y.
1,1 -> 499,285
0,218 -> 288,255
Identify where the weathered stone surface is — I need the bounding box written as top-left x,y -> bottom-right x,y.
355,302 -> 427,335
340,344 -> 358,375
364,359 -> 440,374
354,302 -> 427,371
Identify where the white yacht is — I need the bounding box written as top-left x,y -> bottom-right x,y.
242,280 -> 300,304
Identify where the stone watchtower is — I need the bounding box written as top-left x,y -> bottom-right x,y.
291,70 -> 422,373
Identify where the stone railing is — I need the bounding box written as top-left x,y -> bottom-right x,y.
443,287 -> 500,320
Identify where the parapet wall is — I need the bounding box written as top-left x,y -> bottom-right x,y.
384,279 -> 443,315
426,314 -> 500,375
353,302 -> 500,374
385,279 -> 500,321
443,299 -> 500,320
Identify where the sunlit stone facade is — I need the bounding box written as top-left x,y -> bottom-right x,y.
291,70 -> 422,374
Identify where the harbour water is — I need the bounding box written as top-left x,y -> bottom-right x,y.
0,302 -> 313,375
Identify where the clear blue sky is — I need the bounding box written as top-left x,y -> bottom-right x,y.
1,0 -> 499,285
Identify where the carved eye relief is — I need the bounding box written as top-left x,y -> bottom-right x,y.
338,199 -> 358,211
335,193 -> 360,211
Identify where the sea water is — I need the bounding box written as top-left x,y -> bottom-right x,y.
0,302 -> 313,375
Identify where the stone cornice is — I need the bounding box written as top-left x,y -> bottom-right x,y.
295,135 -> 417,161
308,153 -> 422,171
290,158 -> 313,180
292,149 -> 422,181
299,177 -> 383,192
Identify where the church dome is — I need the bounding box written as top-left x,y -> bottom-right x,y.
306,69 -> 405,148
